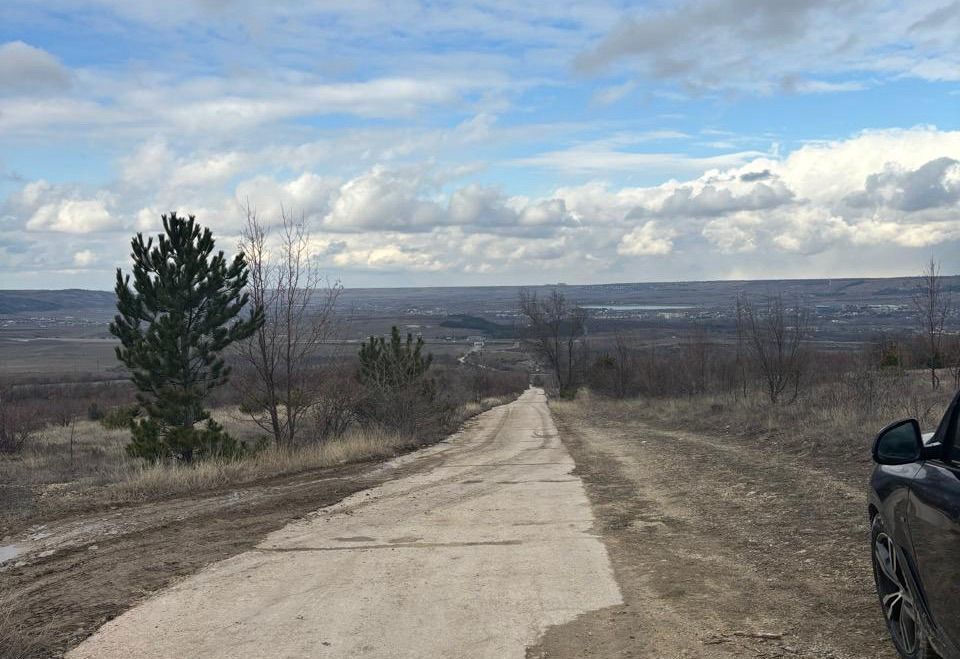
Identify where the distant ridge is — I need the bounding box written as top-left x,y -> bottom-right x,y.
0,289 -> 116,314
0,275 -> 947,316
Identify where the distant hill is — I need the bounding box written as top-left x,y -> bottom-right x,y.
0,289 -> 115,314
1,274 -> 943,317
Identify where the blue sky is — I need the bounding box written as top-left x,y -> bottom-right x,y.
1,0 -> 960,289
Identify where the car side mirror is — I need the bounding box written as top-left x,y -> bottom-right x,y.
873,418 -> 923,465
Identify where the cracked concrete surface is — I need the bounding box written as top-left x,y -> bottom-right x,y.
69,388 -> 622,658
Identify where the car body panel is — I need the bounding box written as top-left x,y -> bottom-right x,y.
871,391 -> 960,659
908,459 -> 960,652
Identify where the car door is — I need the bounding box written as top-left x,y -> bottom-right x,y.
907,398 -> 960,651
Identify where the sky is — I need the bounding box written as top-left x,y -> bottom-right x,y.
1,1 -> 959,290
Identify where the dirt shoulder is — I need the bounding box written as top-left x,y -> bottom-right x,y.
0,439 -> 460,658
529,399 -> 896,659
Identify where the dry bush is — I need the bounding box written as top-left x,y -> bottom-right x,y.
578,366 -> 951,484
1,380 -> 135,428
575,328 -> 954,483
0,390 -> 40,454
2,372 -> 524,523
310,369 -> 365,442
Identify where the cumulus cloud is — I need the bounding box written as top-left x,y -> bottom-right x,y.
617,221 -> 675,256
7,126 -> 960,285
332,243 -> 448,272
654,179 -> 794,217
231,168 -> 575,237
846,157 -> 960,212
324,167 -> 442,232
0,41 -> 70,95
26,198 -> 114,233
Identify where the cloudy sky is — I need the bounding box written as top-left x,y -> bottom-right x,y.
1,0 -> 960,289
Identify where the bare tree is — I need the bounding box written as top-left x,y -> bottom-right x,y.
735,293 -> 748,400
947,333 -> 960,390
518,288 -> 587,396
0,384 -> 39,454
585,332 -> 634,399
236,206 -> 342,446
741,293 -> 811,404
609,332 -> 634,399
913,258 -> 950,390
680,322 -> 711,395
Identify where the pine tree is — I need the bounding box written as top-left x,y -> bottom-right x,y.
358,326 -> 432,390
110,213 -> 264,461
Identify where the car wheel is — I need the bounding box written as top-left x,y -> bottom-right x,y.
872,515 -> 932,658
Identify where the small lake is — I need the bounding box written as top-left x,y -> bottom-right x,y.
581,304 -> 694,311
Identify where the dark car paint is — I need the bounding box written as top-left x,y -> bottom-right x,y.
870,389 -> 960,658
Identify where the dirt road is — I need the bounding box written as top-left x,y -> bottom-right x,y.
5,390 -> 894,658
530,398 -> 896,659
68,389 -> 623,658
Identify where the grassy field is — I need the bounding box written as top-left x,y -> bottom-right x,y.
604,368 -> 953,484
0,396 -> 514,533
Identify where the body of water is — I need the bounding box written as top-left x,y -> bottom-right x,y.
581,304 -> 694,311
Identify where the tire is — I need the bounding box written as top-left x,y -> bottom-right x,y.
871,515 -> 934,659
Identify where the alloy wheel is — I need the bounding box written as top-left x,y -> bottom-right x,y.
874,532 -> 920,655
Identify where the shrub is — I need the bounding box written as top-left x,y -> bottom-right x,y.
87,401 -> 105,421
0,389 -> 39,454
127,418 -> 248,462
101,404 -> 140,429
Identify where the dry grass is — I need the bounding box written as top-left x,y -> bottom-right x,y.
107,425 -> 413,503
564,370 -> 955,484
0,395 -> 514,527
0,597 -> 45,659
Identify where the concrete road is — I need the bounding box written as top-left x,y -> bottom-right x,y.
69,388 -> 622,658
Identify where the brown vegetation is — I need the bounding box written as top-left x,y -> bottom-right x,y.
236,207 -> 342,446
518,288 -> 587,396
0,381 -> 522,532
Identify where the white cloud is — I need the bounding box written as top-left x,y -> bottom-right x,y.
73,249 -> 97,266
0,41 -> 70,95
324,166 -> 442,233
577,0 -> 960,93
26,198 -> 114,233
7,126 -> 960,285
514,142 -> 765,176
617,221 -> 675,256
591,80 -> 636,106
332,243 -> 448,272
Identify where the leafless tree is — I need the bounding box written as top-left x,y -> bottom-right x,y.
913,258 -> 950,390
0,384 -> 39,454
518,288 -> 587,396
236,206 -> 342,446
609,332 -> 635,399
680,323 -> 711,395
741,293 -> 811,404
735,293 -> 749,400
946,334 -> 960,390
585,332 -> 634,398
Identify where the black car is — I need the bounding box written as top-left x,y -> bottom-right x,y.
870,393 -> 960,659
